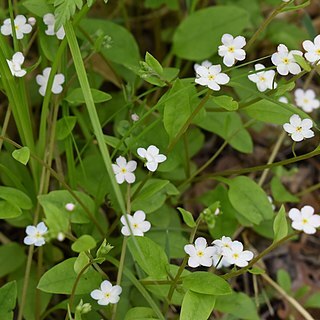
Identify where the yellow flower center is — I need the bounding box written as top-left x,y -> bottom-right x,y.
303,98 -> 309,104
196,250 -> 204,257
228,46 -> 235,53
302,218 -> 308,225
15,25 -> 19,30
208,74 -> 215,81
259,76 -> 266,82
232,253 -> 239,259
133,223 -> 138,228
316,49 -> 320,55
296,126 -> 302,132
282,57 -> 290,64
35,232 -> 42,239
104,293 -> 111,298
121,168 -> 127,173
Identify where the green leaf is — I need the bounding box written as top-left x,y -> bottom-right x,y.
38,258 -> 101,294
54,0 -> 83,30
273,205 -> 288,242
0,200 -> 22,219
211,95 -> 239,111
277,269 -> 291,293
271,176 -> 299,203
281,0 -> 310,12
177,207 -> 196,228
22,0 -> 53,16
0,281 -> 17,320
227,176 -> 274,224
71,235 -> 96,252
293,54 -> 311,72
183,272 -> 232,295
145,52 -> 163,75
56,116 -> 77,140
180,290 -> 216,320
124,307 -> 157,320
74,252 -> 90,274
248,267 -> 265,275
0,243 -> 26,277
305,292 -> 320,308
127,236 -> 169,278
173,6 -> 249,60
0,186 -> 32,210
12,147 -> 30,165
65,88 -> 112,107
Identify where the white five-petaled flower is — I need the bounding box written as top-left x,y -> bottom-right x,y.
194,64 -> 230,91
36,67 -> 65,96
137,145 -> 167,172
24,222 -> 48,247
1,15 -> 32,39
283,114 -> 314,142
90,280 -> 122,306
6,52 -> 26,77
120,210 -> 151,236
43,13 -> 65,40
194,60 -> 212,74
112,156 -> 137,184
289,205 -> 320,234
271,44 -> 303,76
248,64 -> 277,92
218,34 -> 246,67
303,35 -> 320,64
294,89 -> 320,113
211,236 -> 233,269
224,241 -> 254,267
184,237 -> 216,268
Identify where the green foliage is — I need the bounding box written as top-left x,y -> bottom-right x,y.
71,235 -> 96,252
12,147 -> 30,165
271,176 -> 299,203
177,207 -> 196,227
54,0 -> 83,30
56,116 -> 77,140
0,281 -> 17,320
273,206 -> 288,242
277,269 -> 292,293
65,88 -> 112,106
0,243 -> 26,277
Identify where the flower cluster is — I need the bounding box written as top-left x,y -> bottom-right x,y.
288,205 -> 320,234
184,236 -> 254,269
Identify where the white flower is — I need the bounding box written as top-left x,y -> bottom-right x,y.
224,241 -> 254,267
212,236 -> 233,253
302,35 -> 320,64
43,13 -> 65,40
248,63 -> 277,92
1,15 -> 32,39
65,203 -> 76,211
212,236 -> 233,269
24,222 -> 48,247
57,232 -> 65,242
194,64 -> 230,91
137,145 -> 167,172
279,96 -> 289,104
194,60 -> 212,73
218,34 -> 246,67
268,196 -> 276,210
131,113 -> 139,122
28,17 -> 36,26
271,44 -> 303,76
112,156 -> 137,184
90,280 -> 122,306
294,89 -> 320,113
283,114 -> 314,142
184,237 -> 216,268
6,52 -> 26,77
214,208 -> 220,216
36,67 -> 65,96
289,205 -> 320,234
120,211 -> 151,236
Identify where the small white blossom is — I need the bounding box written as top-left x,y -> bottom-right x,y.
184,237 -> 216,268
28,17 -> 36,26
294,89 -> 320,113
289,205 -> 320,234
112,156 -> 137,184
268,196 -> 276,210
302,35 -> 320,64
90,280 -> 122,306
194,60 -> 212,74
212,236 -> 233,269
36,67 -> 65,96
214,208 -> 220,216
224,241 -> 254,267
131,113 -> 139,122
65,203 -> 76,212
43,13 -> 65,40
248,63 -> 277,92
137,145 -> 166,172
271,44 -> 303,76
194,64 -> 230,91
279,96 -> 289,104
218,34 -> 246,67
1,15 -> 32,39
7,52 -> 26,77
283,114 -> 314,142
120,210 -> 151,237
57,232 -> 65,242
24,222 -> 48,247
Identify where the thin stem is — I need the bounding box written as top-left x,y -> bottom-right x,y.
261,273 -> 315,320
0,105 -> 11,151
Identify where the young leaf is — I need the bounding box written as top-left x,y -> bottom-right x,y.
305,292 -> 320,308
12,147 -> 30,165
127,236 -> 169,278
273,205 -> 288,242
54,0 -> 83,31
277,269 -> 292,293
182,272 -> 232,295
65,88 -> 112,107
0,281 -> 17,320
177,207 -> 196,228
0,243 -> 26,277
180,290 -> 216,320
145,52 -> 163,75
56,116 -> 77,140
211,95 -> 239,111
0,186 -> 32,210
71,235 -> 96,253
248,267 -> 265,275
293,54 -> 311,72
271,176 -> 299,203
